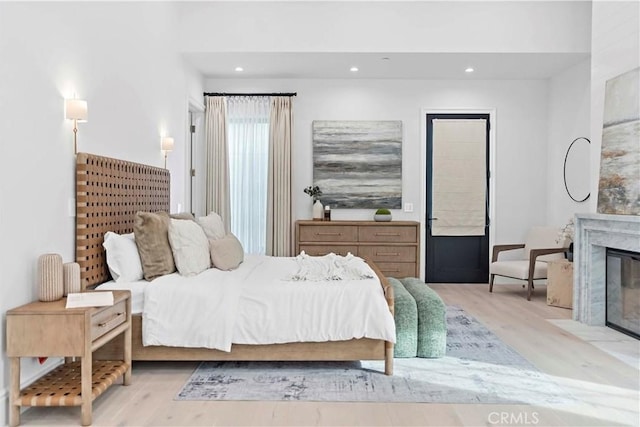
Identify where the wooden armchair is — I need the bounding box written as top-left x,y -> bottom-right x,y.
489,226 -> 568,300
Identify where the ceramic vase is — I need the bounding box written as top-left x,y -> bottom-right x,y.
63,262 -> 81,296
374,214 -> 392,222
313,199 -> 324,220
38,253 -> 64,302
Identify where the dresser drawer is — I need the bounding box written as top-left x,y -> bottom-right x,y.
358,245 -> 416,263
299,245 -> 359,257
359,225 -> 417,243
299,225 -> 358,242
375,262 -> 417,279
91,300 -> 127,341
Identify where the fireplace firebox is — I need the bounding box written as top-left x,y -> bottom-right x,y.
606,248 -> 640,339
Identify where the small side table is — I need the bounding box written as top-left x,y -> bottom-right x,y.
547,259 -> 573,309
6,290 -> 131,426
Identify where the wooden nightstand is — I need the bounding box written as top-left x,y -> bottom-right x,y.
6,290 -> 132,426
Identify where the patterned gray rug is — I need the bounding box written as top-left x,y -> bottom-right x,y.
175,306 -> 574,404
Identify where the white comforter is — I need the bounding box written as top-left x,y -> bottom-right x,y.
142,255 -> 395,352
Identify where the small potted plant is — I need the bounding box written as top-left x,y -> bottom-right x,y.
374,208 -> 392,222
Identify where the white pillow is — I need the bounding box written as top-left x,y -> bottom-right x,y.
102,232 -> 144,282
197,212 -> 226,240
168,219 -> 211,276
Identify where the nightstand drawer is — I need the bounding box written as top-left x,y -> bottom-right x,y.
299,245 -> 358,257
358,245 -> 416,263
299,225 -> 358,242
359,226 -> 417,243
91,300 -> 127,341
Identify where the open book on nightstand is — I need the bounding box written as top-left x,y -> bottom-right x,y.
66,291 -> 114,308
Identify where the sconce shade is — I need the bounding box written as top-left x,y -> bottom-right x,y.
65,99 -> 88,122
162,137 -> 175,152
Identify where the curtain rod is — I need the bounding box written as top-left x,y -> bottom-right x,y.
203,92 -> 297,97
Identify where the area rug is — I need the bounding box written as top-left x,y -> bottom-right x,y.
175,306 -> 574,404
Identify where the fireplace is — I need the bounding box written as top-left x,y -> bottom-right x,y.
574,213 -> 640,331
606,248 -> 640,338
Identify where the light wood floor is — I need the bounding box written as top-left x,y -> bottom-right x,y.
19,284 -> 640,426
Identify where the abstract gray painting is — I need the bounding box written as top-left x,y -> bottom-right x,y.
597,67 -> 640,215
312,120 -> 402,209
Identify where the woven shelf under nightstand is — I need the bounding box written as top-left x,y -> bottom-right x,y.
15,361 -> 129,407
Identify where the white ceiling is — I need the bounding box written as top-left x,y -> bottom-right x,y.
184,52 -> 590,80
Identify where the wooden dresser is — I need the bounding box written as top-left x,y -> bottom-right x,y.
295,220 -> 420,278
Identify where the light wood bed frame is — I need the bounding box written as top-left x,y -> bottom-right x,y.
76,152 -> 394,375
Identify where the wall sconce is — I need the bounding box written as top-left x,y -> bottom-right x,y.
64,99 -> 88,154
161,137 -> 174,169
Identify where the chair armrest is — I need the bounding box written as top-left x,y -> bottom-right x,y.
492,244 -> 525,262
528,247 -> 569,279
529,247 -> 568,261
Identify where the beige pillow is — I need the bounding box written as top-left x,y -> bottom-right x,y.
168,219 -> 210,276
170,212 -> 195,221
209,233 -> 244,271
197,212 -> 226,240
134,211 -> 176,280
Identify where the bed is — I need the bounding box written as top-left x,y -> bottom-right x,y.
76,153 -> 394,375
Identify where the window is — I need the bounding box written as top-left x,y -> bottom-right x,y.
226,97 -> 270,254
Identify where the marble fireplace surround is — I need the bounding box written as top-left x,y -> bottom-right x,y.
574,213 -> 640,326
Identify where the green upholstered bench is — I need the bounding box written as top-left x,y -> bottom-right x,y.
387,277 -> 418,358
399,278 -> 447,358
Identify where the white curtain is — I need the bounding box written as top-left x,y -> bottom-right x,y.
266,97 -> 293,256
204,96 -> 231,231
227,96 -> 271,254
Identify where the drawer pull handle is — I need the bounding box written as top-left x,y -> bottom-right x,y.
98,312 -> 124,329
376,252 -> 399,256
384,269 -> 401,273
315,232 -> 342,236
375,232 -> 400,236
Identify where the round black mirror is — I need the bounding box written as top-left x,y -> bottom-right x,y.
564,137 -> 591,202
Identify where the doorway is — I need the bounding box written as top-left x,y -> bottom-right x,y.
188,102 -> 206,217
425,113 -> 490,283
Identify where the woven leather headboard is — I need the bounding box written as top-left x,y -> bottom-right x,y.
76,152 -> 170,289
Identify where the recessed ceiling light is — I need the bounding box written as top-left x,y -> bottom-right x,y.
235,66 -> 244,72
350,66 -> 359,72
381,57 -> 390,61
465,67 -> 474,73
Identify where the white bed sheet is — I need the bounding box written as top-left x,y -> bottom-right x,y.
232,255 -> 395,345
142,260 -> 263,352
96,254 -> 396,352
96,279 -> 147,314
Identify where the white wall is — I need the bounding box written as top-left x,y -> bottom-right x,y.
0,3 -> 202,422
589,0 -> 640,212
546,59 -> 592,227
205,77 -> 550,273
179,1 -> 591,54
